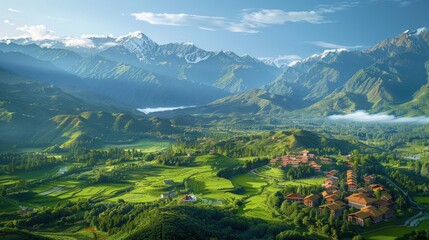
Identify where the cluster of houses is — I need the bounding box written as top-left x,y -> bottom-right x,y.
160,179 -> 198,203
270,150 -> 331,172
284,169 -> 394,227
19,206 -> 35,215
347,170 -> 358,192
181,194 -> 197,202
160,190 -> 198,203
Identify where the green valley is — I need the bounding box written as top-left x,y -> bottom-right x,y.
0,3 -> 428,239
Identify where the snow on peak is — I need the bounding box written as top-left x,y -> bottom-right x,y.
320,48 -> 348,58
115,31 -> 157,62
404,27 -> 427,37
286,49 -> 348,67
416,27 -> 427,35
119,31 -> 145,39
258,55 -> 302,68
288,60 -> 300,67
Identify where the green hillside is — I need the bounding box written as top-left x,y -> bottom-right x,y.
207,129 -> 374,157
0,68 -> 177,150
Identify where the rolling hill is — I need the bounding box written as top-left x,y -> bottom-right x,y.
0,68 -> 177,150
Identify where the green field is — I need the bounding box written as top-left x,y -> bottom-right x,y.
100,138 -> 172,152
0,164 -> 68,186
414,196 -> 429,204
0,154 -> 250,211
277,177 -> 326,187
364,220 -> 429,240
0,147 -> 45,153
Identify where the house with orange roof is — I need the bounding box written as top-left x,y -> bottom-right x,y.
347,169 -> 358,191
347,211 -> 370,226
323,185 -> 339,193
344,161 -> 354,167
303,194 -> 320,207
270,157 -> 279,164
309,161 -> 322,172
326,169 -> 338,177
348,206 -> 384,226
364,174 -> 376,185
321,157 -> 332,163
285,193 -> 304,203
319,201 -> 346,217
345,193 -> 376,209
347,183 -> 358,192
325,194 -> 341,204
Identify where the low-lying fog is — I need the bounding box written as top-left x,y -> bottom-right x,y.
328,110 -> 429,124
137,106 -> 194,114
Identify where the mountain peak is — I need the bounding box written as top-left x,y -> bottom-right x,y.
117,31 -> 147,40
401,27 -> 427,38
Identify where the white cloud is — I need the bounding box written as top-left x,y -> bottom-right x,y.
369,0 -> 412,7
317,2 -> 359,13
328,110 -> 429,124
16,24 -> 57,40
308,41 -> 363,49
227,23 -> 259,33
63,37 -> 95,48
3,19 -> 14,26
99,42 -> 119,50
8,8 -> 21,13
132,3 -> 356,34
198,26 -> 215,31
242,9 -> 326,25
131,12 -> 225,27
40,42 -> 53,48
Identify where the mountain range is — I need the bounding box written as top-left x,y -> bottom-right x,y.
0,27 -> 428,149
166,27 -> 429,116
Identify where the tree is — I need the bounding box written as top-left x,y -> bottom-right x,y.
364,218 -> 372,227
352,235 -> 365,240
302,216 -> 310,226
332,229 -> 339,240
374,188 -> 381,199
0,186 -> 6,196
421,163 -> 428,177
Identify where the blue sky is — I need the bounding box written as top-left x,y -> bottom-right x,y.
1,0 -> 428,60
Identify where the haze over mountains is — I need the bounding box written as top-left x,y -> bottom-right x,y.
0,27 -> 429,148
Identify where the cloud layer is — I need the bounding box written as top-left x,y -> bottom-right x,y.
328,110 -> 429,124
8,8 -> 21,13
131,3 -> 357,33
308,41 -> 363,49
3,19 -> 14,26
16,24 -> 57,40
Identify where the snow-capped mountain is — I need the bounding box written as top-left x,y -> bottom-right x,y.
0,31 -> 280,93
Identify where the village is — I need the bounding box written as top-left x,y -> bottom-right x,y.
271,150 -> 394,227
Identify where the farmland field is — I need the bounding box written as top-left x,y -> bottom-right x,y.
414,196 -> 429,205
364,220 -> 429,240
100,138 -> 172,152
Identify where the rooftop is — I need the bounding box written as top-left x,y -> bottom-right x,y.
346,193 -> 377,205
304,194 -> 320,202
286,193 -> 304,199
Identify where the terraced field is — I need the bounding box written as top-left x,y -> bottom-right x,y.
0,151 -> 326,226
